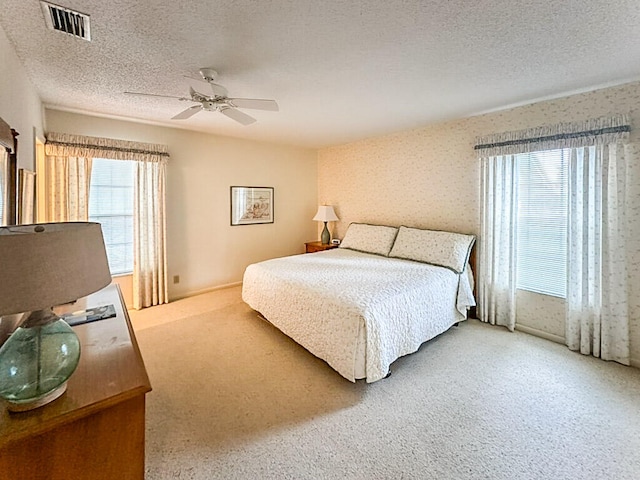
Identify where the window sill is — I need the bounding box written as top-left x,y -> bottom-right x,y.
112,272 -> 133,278
516,287 -> 565,300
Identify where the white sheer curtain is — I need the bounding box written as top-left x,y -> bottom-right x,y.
133,159 -> 168,310
566,144 -> 629,364
45,133 -> 170,309
478,154 -> 518,331
476,115 -> 630,364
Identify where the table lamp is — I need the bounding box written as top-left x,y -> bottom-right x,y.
313,205 -> 339,244
0,222 -> 111,412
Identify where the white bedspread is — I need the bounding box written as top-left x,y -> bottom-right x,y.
242,248 -> 475,383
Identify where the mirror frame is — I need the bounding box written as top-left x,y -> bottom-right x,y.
0,116 -> 19,226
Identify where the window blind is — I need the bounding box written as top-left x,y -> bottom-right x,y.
516,149 -> 569,298
89,158 -> 135,275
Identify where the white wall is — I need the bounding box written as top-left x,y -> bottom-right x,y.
45,109 -> 318,301
318,81 -> 640,366
0,25 -> 44,170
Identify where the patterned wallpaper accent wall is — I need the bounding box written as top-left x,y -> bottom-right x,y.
318,80 -> 640,365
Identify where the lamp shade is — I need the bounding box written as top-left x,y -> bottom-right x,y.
312,205 -> 339,222
0,222 -> 112,315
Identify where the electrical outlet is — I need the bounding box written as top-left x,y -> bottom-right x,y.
173,275 -> 180,284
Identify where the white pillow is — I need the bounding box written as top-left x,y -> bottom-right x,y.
389,226 -> 475,273
339,223 -> 398,257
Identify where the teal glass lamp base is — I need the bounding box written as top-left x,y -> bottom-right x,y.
0,309 -> 81,412
8,381 -> 69,412
321,222 -> 331,245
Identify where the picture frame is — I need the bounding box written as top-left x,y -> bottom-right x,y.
230,186 -> 274,226
17,168 -> 36,224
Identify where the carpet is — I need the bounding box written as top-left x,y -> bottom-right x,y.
134,289 -> 640,479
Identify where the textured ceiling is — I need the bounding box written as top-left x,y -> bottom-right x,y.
1,1 -> 640,148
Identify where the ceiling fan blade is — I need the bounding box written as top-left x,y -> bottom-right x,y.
125,91 -> 186,100
220,107 -> 256,126
228,98 -> 279,111
210,83 -> 228,97
172,105 -> 202,120
188,86 -> 200,100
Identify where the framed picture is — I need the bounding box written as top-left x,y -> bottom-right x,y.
18,168 -> 36,224
230,186 -> 274,226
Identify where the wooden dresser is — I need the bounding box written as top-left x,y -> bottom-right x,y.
0,284 -> 151,480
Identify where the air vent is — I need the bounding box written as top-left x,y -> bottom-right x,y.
40,2 -> 91,41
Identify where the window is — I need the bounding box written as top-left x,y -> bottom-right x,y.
516,148 -> 570,298
89,159 -> 135,275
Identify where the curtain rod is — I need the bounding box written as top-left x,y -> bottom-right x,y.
45,140 -> 170,157
474,125 -> 630,151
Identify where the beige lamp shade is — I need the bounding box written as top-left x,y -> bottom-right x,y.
313,205 -> 339,222
0,222 -> 112,315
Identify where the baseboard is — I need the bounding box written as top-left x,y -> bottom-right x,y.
515,324 -> 640,369
169,281 -> 242,302
514,323 -> 565,345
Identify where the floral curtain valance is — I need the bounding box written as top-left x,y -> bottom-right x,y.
45,132 -> 169,164
474,115 -> 631,158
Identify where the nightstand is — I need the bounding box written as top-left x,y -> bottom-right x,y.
305,241 -> 339,253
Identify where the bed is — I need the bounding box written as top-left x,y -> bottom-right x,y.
242,223 -> 476,383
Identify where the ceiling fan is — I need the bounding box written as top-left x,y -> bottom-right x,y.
124,68 -> 278,125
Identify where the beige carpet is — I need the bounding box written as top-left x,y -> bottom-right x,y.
131,286 -> 640,479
